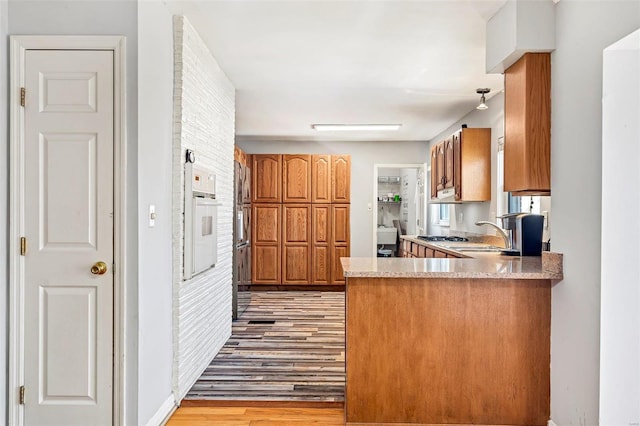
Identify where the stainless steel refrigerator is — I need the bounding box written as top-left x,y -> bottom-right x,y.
233,160 -> 251,319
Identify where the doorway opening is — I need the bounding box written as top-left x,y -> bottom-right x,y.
372,163 -> 427,257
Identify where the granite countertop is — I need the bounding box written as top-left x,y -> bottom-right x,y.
341,251 -> 563,280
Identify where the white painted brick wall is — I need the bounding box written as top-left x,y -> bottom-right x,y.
172,16 -> 235,400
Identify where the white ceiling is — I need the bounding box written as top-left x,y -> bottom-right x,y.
169,1 -> 507,142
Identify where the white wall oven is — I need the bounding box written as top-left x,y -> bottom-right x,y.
184,157 -> 218,280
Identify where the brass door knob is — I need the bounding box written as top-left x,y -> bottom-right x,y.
91,261 -> 108,275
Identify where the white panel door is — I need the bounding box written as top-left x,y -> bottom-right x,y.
23,50 -> 114,426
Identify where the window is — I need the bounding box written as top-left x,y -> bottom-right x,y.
438,204 -> 450,226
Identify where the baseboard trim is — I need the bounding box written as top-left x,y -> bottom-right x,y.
146,394 -> 177,426
180,399 -> 344,409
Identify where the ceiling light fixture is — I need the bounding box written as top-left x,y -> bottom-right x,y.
312,124 -> 402,132
476,88 -> 490,110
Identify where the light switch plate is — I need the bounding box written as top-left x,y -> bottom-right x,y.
149,204 -> 156,228
367,202 -> 372,212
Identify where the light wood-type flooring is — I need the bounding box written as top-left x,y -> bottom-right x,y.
184,291 -> 345,403
166,406 -> 345,425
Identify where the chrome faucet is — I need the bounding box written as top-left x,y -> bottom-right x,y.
475,221 -> 511,249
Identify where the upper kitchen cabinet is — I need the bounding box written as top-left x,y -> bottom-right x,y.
430,146 -> 438,199
283,154 -> 312,203
312,155 -> 332,203
504,53 -> 551,195
331,154 -> 351,203
252,154 -> 282,203
430,127 -> 491,202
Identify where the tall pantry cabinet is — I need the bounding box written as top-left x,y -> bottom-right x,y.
252,154 -> 351,285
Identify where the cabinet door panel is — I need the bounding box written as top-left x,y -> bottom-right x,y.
436,143 -> 445,191
331,155 -> 351,203
253,204 -> 280,244
283,204 -> 311,244
430,146 -> 438,199
444,137 -> 454,189
332,204 -> 350,245
312,205 -> 331,244
312,245 -> 331,284
453,132 -> 461,200
252,154 -> 282,202
253,245 -> 281,284
312,155 -> 332,203
283,154 -> 311,203
331,245 -> 349,284
283,245 -> 311,283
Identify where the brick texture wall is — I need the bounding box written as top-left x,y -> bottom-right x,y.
172,15 -> 235,400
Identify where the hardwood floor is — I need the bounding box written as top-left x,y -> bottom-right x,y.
166,406 -> 345,425
184,291 -> 345,402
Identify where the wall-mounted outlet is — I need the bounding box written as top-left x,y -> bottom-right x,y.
542,210 -> 549,229
458,211 -> 464,222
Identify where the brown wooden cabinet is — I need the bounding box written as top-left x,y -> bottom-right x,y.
331,245 -> 350,285
282,154 -> 312,203
312,205 -> 331,284
430,146 -> 438,199
331,155 -> 351,203
331,204 -> 350,284
252,153 -> 350,286
252,154 -> 282,203
430,128 -> 491,202
400,238 -> 464,259
504,52 -> 551,195
444,137 -> 454,189
252,204 -> 281,284
311,155 -> 332,203
282,204 -> 311,284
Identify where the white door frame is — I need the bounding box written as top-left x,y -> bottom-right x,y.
372,163 -> 427,257
9,36 -> 128,426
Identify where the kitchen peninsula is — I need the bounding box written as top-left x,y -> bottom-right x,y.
341,249 -> 562,426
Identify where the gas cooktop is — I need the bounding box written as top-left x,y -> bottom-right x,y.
417,235 -> 469,242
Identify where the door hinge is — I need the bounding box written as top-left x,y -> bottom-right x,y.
20,87 -> 25,107
20,237 -> 27,256
19,386 -> 25,405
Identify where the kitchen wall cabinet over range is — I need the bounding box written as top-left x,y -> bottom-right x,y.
251,154 -> 351,285
430,127 -> 491,202
504,52 -> 551,195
